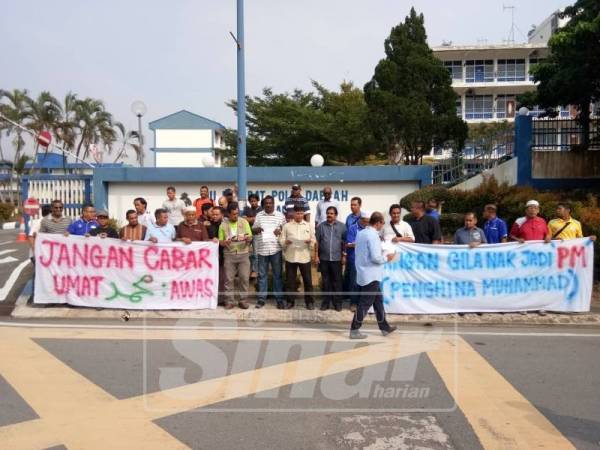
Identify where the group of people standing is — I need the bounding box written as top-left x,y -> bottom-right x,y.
28,183 -> 594,338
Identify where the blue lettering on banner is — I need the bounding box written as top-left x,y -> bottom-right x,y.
481,274 -> 570,295
386,252 -> 439,271
520,250 -> 554,268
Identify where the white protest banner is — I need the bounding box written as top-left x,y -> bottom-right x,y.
34,234 -> 219,309
382,238 -> 594,314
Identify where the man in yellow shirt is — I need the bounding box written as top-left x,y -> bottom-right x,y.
280,204 -> 315,309
547,203 -> 584,240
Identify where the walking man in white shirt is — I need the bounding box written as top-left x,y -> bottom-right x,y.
350,212 -> 396,339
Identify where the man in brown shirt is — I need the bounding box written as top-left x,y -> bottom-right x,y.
176,206 -> 210,243
120,209 -> 147,241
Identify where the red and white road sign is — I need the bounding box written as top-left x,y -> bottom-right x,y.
23,197 -> 40,216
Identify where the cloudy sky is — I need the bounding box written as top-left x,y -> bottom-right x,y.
1,0 -> 572,163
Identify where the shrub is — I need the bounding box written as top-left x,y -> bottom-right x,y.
0,202 -> 15,222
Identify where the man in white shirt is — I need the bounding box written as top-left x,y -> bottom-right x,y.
134,197 -> 154,228
382,204 -> 415,243
162,186 -> 185,227
28,204 -> 52,261
145,209 -> 176,243
314,186 -> 339,227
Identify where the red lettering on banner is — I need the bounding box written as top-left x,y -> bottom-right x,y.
38,240 -> 60,267
53,275 -> 104,297
56,243 -> 71,266
144,246 -> 159,269
557,246 -> 587,269
170,278 -> 214,300
90,244 -> 104,267
72,243 -> 89,267
143,246 -> 215,271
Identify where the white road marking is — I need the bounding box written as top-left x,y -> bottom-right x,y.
0,321 -> 599,337
0,241 -> 14,246
0,259 -> 31,302
0,256 -> 18,265
0,249 -> 17,256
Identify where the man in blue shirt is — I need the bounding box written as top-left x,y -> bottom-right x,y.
343,197 -> 363,311
145,208 -> 176,243
483,204 -> 508,244
426,199 -> 441,221
350,212 -> 396,339
67,204 -> 98,236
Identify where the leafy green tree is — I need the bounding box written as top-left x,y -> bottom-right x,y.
225,82 -> 380,166
364,7 -> 467,165
25,91 -> 63,168
528,0 -> 600,148
112,122 -> 141,163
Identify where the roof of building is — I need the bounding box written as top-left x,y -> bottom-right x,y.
24,152 -> 124,169
148,110 -> 226,131
432,42 -> 547,53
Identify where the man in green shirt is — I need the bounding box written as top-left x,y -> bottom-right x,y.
219,202 -> 253,309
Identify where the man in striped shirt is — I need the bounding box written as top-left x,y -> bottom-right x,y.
40,200 -> 72,234
252,196 -> 287,309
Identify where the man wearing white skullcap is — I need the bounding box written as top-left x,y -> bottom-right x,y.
176,205 -> 210,244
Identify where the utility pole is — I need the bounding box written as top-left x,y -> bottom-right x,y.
235,0 -> 247,207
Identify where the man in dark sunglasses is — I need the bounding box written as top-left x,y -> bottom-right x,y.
40,200 -> 72,234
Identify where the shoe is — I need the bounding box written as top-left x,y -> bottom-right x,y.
255,301 -> 265,309
538,309 -> 547,316
250,271 -> 257,279
306,303 -> 315,310
334,304 -> 343,312
458,312 -> 465,317
320,304 -> 329,311
224,302 -> 234,310
349,330 -> 368,339
285,301 -> 295,309
519,311 -> 528,315
350,304 -> 357,313
238,301 -> 250,310
381,326 -> 397,337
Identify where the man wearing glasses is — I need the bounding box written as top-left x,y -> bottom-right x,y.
40,200 -> 72,234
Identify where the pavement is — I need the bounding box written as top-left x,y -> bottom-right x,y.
0,230 -> 33,316
0,319 -> 599,449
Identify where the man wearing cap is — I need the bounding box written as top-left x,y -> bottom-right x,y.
176,206 -> 210,243
315,186 -> 339,227
284,184 -> 310,222
510,200 -> 548,242
89,210 -> 118,238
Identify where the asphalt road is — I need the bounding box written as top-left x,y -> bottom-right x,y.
0,230 -> 32,316
0,320 -> 599,449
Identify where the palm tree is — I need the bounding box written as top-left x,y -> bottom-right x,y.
73,97 -> 116,161
25,91 -> 63,171
55,92 -> 79,152
0,89 -> 31,207
112,122 -> 141,163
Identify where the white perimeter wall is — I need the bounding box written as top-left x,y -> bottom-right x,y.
107,181 -> 420,226
155,129 -> 212,148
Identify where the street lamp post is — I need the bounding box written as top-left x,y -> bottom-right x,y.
236,0 -> 247,208
131,100 -> 147,167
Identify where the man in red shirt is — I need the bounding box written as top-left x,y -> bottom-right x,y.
510,200 -> 549,242
193,185 -> 214,217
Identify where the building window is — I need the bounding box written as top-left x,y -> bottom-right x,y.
455,98 -> 462,117
497,59 -> 526,82
465,60 -> 494,83
496,95 -> 516,118
444,61 -> 463,81
465,95 -> 493,119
